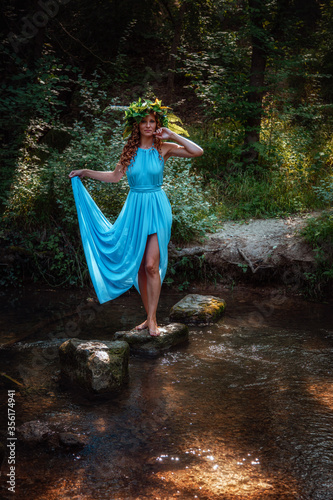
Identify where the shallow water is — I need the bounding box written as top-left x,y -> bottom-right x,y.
0,286 -> 333,499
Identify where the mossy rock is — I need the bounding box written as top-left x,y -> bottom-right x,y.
58,338 -> 129,396
169,294 -> 226,324
114,323 -> 189,357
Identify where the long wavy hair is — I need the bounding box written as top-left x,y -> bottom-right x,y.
117,113 -> 163,173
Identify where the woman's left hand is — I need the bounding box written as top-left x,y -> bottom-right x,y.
153,127 -> 174,140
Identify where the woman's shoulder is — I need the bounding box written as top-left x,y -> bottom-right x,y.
161,142 -> 176,153
161,141 -> 177,159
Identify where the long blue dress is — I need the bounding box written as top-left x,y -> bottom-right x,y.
71,146 -> 172,304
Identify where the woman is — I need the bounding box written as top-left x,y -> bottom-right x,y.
69,98 -> 203,336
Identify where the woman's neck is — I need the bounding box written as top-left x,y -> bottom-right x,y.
139,138 -> 154,149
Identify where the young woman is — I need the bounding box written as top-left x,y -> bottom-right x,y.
68,98 -> 203,336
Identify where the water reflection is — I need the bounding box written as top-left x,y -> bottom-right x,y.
0,287 -> 333,499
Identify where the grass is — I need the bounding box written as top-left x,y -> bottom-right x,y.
188,117 -> 332,222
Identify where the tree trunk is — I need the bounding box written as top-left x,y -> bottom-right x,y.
242,0 -> 267,165
167,2 -> 186,100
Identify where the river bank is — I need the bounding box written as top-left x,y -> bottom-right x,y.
169,211 -> 321,291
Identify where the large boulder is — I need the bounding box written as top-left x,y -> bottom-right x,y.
170,294 -> 226,324
114,323 -> 189,357
58,338 -> 129,396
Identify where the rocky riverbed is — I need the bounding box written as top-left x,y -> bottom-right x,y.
1,285 -> 333,500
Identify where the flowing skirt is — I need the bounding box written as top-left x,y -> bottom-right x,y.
71,177 -> 172,304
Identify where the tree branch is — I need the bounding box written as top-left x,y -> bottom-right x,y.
57,21 -> 113,64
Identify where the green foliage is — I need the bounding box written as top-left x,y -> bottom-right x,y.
313,178 -> 333,205
163,157 -> 218,243
1,65 -> 217,287
0,226 -> 87,291
302,212 -> 333,246
120,97 -> 188,139
166,254 -> 222,291
237,263 -> 249,274
180,29 -> 250,125
0,50 -> 75,205
179,0 -> 333,174
27,228 -> 87,287
1,0 -> 333,292
2,73 -> 128,228
300,211 -> 333,298
189,103 -> 333,220
1,70 -> 128,288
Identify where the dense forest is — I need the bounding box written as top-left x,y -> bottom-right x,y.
1,0 -> 332,296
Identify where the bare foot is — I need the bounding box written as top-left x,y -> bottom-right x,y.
147,320 -> 160,337
135,320 -> 148,331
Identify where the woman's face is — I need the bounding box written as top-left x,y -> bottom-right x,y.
139,112 -> 157,138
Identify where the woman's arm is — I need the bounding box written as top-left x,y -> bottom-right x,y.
155,128 -> 203,161
68,163 -> 125,183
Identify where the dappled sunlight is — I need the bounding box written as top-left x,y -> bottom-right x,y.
151,444 -> 297,499
1,288 -> 333,499
93,417 -> 108,433
33,469 -> 92,500
307,381 -> 333,411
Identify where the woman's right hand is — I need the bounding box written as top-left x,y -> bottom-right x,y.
68,169 -> 86,179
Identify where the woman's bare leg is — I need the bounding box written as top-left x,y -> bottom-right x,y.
145,234 -> 161,335
136,249 -> 149,330
136,234 -> 161,335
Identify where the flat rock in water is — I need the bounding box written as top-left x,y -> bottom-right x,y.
58,432 -> 87,448
169,294 -> 226,324
17,420 -> 53,444
114,323 -> 189,357
16,420 -> 88,449
58,338 -> 129,397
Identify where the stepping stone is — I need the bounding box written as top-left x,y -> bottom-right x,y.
169,294 -> 226,324
16,421 -> 88,449
58,338 -> 129,396
114,323 -> 189,357
16,420 -> 52,444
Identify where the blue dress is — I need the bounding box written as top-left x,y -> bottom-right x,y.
71,146 -> 172,304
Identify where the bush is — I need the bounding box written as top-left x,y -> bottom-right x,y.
164,157 -> 217,242
188,110 -> 333,221
1,69 -> 218,287
313,178 -> 333,205
301,211 -> 333,298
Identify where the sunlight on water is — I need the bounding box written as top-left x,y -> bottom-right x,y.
149,440 -> 301,499
307,381 -> 333,411
0,288 -> 333,499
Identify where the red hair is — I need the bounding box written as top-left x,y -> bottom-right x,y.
117,113 -> 163,173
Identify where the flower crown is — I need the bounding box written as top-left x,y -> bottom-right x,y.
104,98 -> 189,139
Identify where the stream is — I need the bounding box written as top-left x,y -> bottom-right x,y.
0,285 -> 333,499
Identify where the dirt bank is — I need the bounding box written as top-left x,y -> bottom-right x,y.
169,212 -> 319,287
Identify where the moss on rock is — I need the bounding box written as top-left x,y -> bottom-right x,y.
58,338 -> 129,396
169,294 -> 226,324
